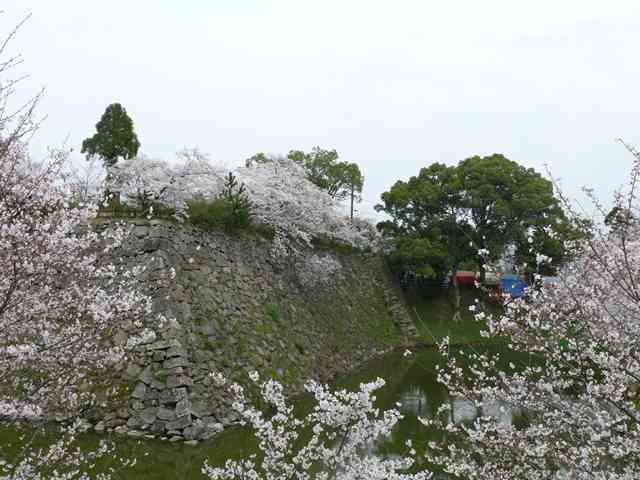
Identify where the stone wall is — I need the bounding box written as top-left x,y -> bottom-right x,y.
100,219 -> 415,442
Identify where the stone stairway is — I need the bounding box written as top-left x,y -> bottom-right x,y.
383,289 -> 417,337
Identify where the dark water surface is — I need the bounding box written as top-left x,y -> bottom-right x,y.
1,346 -> 516,479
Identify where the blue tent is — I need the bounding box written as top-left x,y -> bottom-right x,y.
500,274 -> 528,298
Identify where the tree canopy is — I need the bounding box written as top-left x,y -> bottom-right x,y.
287,147 -> 364,201
245,147 -> 365,204
456,154 -> 568,279
81,103 -> 140,167
376,154 -> 571,318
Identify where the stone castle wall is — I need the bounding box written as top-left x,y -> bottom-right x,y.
99,219 -> 415,442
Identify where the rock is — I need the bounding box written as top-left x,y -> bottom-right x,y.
151,421 -> 167,435
183,424 -> 203,441
114,426 -> 128,434
127,430 -> 144,439
200,422 -> 223,440
147,340 -> 171,351
153,351 -> 166,362
184,440 -> 199,446
139,365 -> 154,385
126,416 -> 146,429
166,414 -> 192,431
169,436 -> 183,443
140,407 -> 158,424
151,379 -> 166,391
191,401 -> 214,418
131,382 -> 147,400
163,356 -> 188,370
175,399 -> 191,418
157,407 -> 176,421
134,225 -> 149,237
113,330 -> 129,346
131,400 -> 145,411
125,363 -> 142,379
77,419 -> 92,433
94,421 -> 105,433
166,346 -> 187,358
167,374 -> 192,389
160,387 -> 188,404
105,418 -> 125,429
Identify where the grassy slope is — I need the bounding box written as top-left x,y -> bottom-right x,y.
407,286 -> 504,345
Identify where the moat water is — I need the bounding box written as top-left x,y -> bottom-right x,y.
1,345 -> 518,479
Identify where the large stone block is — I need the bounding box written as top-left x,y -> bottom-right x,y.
147,340 -> 171,351
191,400 -> 214,418
131,382 -> 146,400
175,398 -> 191,418
139,365 -> 153,385
159,387 -> 188,405
167,374 -> 193,389
163,356 -> 188,370
166,414 -> 192,431
166,346 -> 187,358
140,407 -> 158,424
156,406 -> 176,421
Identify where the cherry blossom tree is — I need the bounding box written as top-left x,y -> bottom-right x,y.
237,157 -> 379,250
66,156 -> 105,204
203,372 -> 430,480
423,145 -> 640,479
112,152 -> 380,249
0,15 -> 151,479
110,147 -> 226,215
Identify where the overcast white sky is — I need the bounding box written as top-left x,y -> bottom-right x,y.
3,1 -> 640,219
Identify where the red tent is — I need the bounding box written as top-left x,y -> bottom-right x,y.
455,271 -> 476,285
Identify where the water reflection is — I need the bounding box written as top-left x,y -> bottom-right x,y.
373,346 -> 521,475
399,385 -> 429,416
0,345 -> 520,479
451,397 -> 479,424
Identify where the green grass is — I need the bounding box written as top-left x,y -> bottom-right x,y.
408,287 -> 504,345
264,304 -> 281,323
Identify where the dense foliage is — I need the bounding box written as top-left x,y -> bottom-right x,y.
111,152 -> 378,250
424,148 -> 640,479
203,373 -> 429,480
247,148 -> 364,203
187,173 -> 253,231
376,155 -> 573,318
4,11 -> 640,480
0,21 -> 152,479
81,103 -> 140,167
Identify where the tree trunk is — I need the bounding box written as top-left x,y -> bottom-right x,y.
350,183 -> 355,220
478,238 -> 487,284
452,265 -> 462,323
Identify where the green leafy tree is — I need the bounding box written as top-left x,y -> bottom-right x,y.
378,156 -> 570,320
81,103 -> 140,167
287,147 -> 364,202
376,163 -> 475,321
604,206 -> 634,232
220,172 -> 253,229
244,152 -> 270,168
456,154 -> 566,281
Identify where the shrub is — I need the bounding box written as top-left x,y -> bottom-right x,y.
186,197 -> 251,231
187,172 -> 252,231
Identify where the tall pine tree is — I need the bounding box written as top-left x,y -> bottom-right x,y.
82,103 -> 140,167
